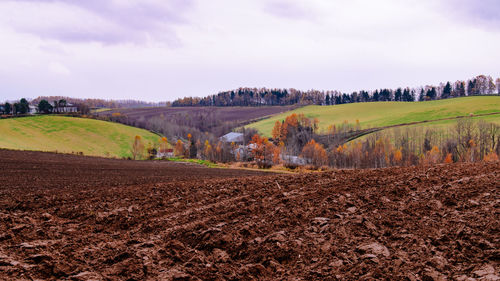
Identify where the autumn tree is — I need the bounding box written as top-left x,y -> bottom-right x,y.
273,141 -> 284,165
423,146 -> 440,164
131,135 -> 145,160
484,150 -> 499,162
250,134 -> 275,168
174,139 -> 185,157
301,139 -> 328,168
444,153 -> 453,163
272,121 -> 282,140
159,137 -> 169,153
203,140 -> 213,160
393,148 -> 403,165
275,113 -> 317,156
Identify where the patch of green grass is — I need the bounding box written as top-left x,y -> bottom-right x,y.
0,115 -> 160,158
247,96 -> 500,136
164,157 -> 221,168
91,108 -> 112,113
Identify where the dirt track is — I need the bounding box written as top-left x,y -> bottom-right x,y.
0,150 -> 499,280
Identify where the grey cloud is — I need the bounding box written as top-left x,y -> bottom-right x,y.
441,0 -> 500,30
8,0 -> 194,44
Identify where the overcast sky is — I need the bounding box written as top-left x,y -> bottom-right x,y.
0,0 -> 499,102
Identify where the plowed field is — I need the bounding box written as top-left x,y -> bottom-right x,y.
0,149 -> 498,280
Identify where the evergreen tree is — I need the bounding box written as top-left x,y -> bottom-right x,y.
394,88 -> 402,101
361,91 -> 370,102
426,87 -> 437,100
14,98 -> 30,114
4,102 -> 12,114
402,88 -> 411,101
189,140 -> 197,158
418,89 -> 425,101
335,95 -> 342,104
325,93 -> 330,105
467,80 -> 475,96
380,89 -> 392,101
38,99 -> 53,114
442,82 -> 452,99
455,81 -> 466,97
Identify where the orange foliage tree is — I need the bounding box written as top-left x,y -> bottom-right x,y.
393,148 -> 403,164
301,139 -> 328,168
131,135 -> 144,160
423,146 -> 440,164
250,134 -> 275,168
203,140 -> 213,160
484,150 -> 499,162
174,139 -> 185,157
444,153 -> 453,163
272,121 -> 282,140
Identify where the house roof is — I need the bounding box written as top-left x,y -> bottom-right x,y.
220,132 -> 244,143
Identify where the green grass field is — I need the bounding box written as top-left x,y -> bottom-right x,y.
0,115 -> 160,158
351,114 -> 500,144
90,108 -> 112,114
247,96 -> 500,136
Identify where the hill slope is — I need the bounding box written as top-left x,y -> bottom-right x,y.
247,96 -> 500,136
0,116 -> 160,158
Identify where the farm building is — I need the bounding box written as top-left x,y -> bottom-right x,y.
55,104 -> 78,113
157,148 -> 174,158
220,132 -> 244,144
282,155 -> 307,166
28,105 -> 38,114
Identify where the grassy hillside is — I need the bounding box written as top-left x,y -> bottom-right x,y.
350,113 -> 500,144
247,96 -> 500,136
0,116 -> 160,158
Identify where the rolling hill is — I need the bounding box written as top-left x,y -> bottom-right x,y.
0,115 -> 160,158
247,96 -> 500,136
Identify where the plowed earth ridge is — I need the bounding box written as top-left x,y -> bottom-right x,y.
0,149 -> 498,280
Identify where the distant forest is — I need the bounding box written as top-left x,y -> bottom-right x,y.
31,96 -> 168,109
172,75 -> 500,107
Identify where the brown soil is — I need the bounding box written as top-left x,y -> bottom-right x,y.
0,149 -> 498,280
98,106 -> 299,124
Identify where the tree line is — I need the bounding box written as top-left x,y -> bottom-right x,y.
31,96 -> 168,109
172,75 -> 500,107
0,98 -> 31,115
0,98 -> 91,116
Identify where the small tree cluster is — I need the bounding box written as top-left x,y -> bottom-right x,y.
1,98 -> 30,115
272,113 -> 318,156
250,134 -> 276,168
327,118 -> 499,168
300,140 -> 327,168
